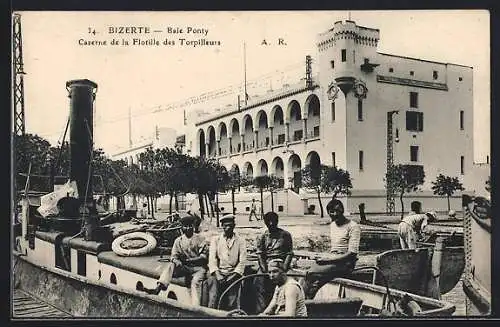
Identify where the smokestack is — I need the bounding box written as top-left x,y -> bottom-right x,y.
66,79 -> 98,201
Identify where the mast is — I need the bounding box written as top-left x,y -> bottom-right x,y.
243,42 -> 248,106
13,13 -> 26,137
128,107 -> 132,147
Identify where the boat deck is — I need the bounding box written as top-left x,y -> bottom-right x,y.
12,289 -> 73,318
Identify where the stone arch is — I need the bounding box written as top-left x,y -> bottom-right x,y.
305,94 -> 321,138
271,105 -> 285,145
288,100 -> 302,142
230,163 -> 240,176
197,128 -> 206,157
218,122 -> 228,140
305,151 -> 322,181
287,100 -> 302,123
242,114 -> 254,151
305,151 -> 321,168
242,162 -> 254,179
287,154 -> 302,191
207,125 -> 217,157
229,118 -> 240,137
271,157 -> 285,188
229,118 -> 241,153
256,110 -> 269,148
218,122 -> 229,156
257,159 -> 269,176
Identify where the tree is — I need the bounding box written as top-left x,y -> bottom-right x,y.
253,175 -> 273,217
301,164 -> 328,217
386,164 -> 425,219
14,133 -> 52,193
227,166 -> 242,215
267,175 -> 283,212
323,166 -> 353,197
431,174 -> 465,212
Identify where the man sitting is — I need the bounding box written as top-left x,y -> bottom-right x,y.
253,211 -> 293,314
259,259 -> 307,317
302,199 -> 361,299
141,215 -> 208,306
206,214 -> 247,310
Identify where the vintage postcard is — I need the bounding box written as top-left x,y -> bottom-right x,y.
12,10 -> 491,318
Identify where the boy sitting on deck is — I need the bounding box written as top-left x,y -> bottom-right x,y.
140,215 -> 208,306
259,259 -> 308,317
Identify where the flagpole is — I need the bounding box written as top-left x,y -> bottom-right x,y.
128,106 -> 132,148
244,42 -> 247,106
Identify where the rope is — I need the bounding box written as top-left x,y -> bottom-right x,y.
83,118 -> 94,209
53,116 -> 70,178
107,163 -> 130,197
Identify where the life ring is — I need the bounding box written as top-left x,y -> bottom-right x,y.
112,232 -> 157,257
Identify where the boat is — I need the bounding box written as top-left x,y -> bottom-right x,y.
462,194 -> 491,315
12,78 -> 457,318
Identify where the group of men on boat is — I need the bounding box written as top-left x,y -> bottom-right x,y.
138,199 -> 361,317
136,198 -> 437,316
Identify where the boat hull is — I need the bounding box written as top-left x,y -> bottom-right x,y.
13,255 -> 226,318
462,196 -> 491,315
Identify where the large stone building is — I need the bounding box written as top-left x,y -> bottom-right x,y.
184,20 -> 478,214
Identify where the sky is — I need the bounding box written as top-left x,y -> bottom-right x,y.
15,10 -> 490,162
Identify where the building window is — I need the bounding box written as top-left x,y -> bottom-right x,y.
410,146 -> 419,162
313,126 -> 320,137
389,67 -> 394,73
459,77 -> 463,81
353,50 -> 356,64
406,111 -> 424,132
395,128 -> 399,140
331,101 -> 336,122
410,92 -> 418,108
410,71 -> 414,76
341,49 -> 346,62
330,60 -> 335,69
433,70 -> 438,80
461,156 -> 464,175
293,130 -> 303,141
357,99 -> 363,121
332,152 -> 336,167
460,110 -> 464,130
359,150 -> 364,171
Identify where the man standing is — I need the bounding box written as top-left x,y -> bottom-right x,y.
259,259 -> 308,317
302,199 -> 361,299
206,214 -> 248,310
398,203 -> 437,249
140,215 -> 208,306
253,211 -> 293,313
139,203 -> 147,219
249,198 -> 260,221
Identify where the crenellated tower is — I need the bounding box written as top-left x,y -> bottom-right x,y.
317,20 -> 380,96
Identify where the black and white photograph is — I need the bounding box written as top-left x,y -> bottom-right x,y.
11,10 -> 491,318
